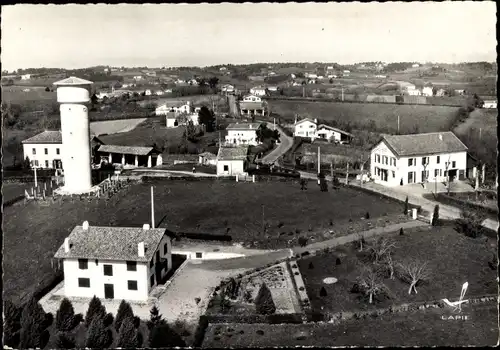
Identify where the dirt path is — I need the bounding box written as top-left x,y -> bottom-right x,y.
261,125 -> 294,165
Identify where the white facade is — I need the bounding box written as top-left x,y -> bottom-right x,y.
144,89 -> 152,96
370,141 -> 468,187
483,100 -> 497,109
243,94 -> 263,102
422,87 -> 433,97
156,102 -> 192,116
293,119 -> 317,138
134,76 -> 143,80
225,129 -> 258,145
55,80 -> 93,194
21,74 -> 31,80
221,84 -> 235,93
407,88 -> 422,96
23,143 -> 62,169
62,235 -> 172,301
217,159 -> 245,176
315,126 -> 344,143
249,87 -> 266,97
412,64 -> 420,68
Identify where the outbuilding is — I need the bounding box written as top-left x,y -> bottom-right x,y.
98,144 -> 162,167
216,146 -> 249,176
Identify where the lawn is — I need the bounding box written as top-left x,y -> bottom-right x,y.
90,117 -> 148,136
157,163 -> 217,174
298,225 -> 497,315
268,100 -> 460,134
2,85 -> 56,103
202,302 -> 498,347
3,182 -> 33,203
3,180 -> 403,304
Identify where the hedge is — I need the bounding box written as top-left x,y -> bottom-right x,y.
427,192 -> 498,216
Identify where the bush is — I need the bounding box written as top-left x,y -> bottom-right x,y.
399,227 -> 404,235
455,209 -> 485,238
255,283 -> 276,315
85,316 -> 112,349
3,300 -> 22,348
55,331 -> 76,349
308,262 -> 314,269
365,212 -> 370,219
56,298 -> 79,332
104,313 -> 114,328
432,205 -> 440,226
319,286 -> 327,297
336,257 -> 341,265
301,251 -> 310,257
298,237 -> 308,247
149,322 -> 186,348
114,300 -> 134,331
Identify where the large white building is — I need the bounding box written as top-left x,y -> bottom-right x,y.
483,99 -> 497,109
249,87 -> 266,97
293,118 -> 353,143
155,101 -> 196,116
225,122 -> 260,146
293,118 -> 318,138
54,222 -> 172,302
370,132 -> 469,187
422,86 -> 433,97
53,76 -> 94,194
22,130 -> 63,169
216,146 -> 249,176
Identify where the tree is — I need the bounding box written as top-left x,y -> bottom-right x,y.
319,286 -> 327,297
147,305 -> 163,330
398,259 -> 431,295
114,299 -> 134,332
45,86 -> 50,92
198,106 -> 216,132
300,179 -> 308,190
149,322 -> 185,348
455,208 -> 486,238
368,237 -> 396,264
431,205 -> 440,226
55,331 -> 76,349
208,77 -> 219,90
85,316 -> 112,349
403,196 -> 409,215
3,300 -> 22,348
254,283 -> 276,315
117,317 -> 141,348
55,298 -> 79,332
19,297 -> 50,349
357,266 -> 388,304
355,233 -> 366,252
85,295 -> 106,327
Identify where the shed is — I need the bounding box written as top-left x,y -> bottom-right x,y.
98,144 -> 162,167
198,152 -> 217,166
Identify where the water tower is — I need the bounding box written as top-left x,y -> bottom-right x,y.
53,76 -> 94,194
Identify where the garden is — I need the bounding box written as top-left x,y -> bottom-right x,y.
297,223 -> 497,316
3,179 -> 407,305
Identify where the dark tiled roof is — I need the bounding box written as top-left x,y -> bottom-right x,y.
382,132 -> 468,157
226,122 -> 261,130
22,130 -> 62,144
54,225 -> 169,262
316,124 -> 353,137
217,146 -> 249,160
98,144 -> 155,156
199,152 -> 217,158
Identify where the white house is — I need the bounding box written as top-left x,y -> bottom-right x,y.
267,86 -> 278,92
407,87 -> 422,96
22,130 -> 63,169
293,118 -> 318,138
198,152 -> 217,166
219,67 -> 227,71
216,146 -> 249,176
242,94 -> 263,102
315,124 -> 354,143
133,75 -> 143,81
343,70 -> 351,74
290,73 -> 296,79
370,132 -> 469,187
249,87 -> 267,97
21,74 -> 31,80
155,101 -> 194,116
144,89 -> 152,96
412,64 -> 420,68
483,100 -> 497,109
422,86 -> 433,97
221,84 -> 235,93
54,222 -> 173,302
306,73 -> 318,79
225,122 -> 260,146
164,111 -> 199,128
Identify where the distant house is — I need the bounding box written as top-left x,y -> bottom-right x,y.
422,86 -> 433,97
454,89 -> 465,95
306,73 -> 318,79
435,88 -> 446,97
267,86 -> 278,92
144,89 -> 152,96
221,84 -> 235,93
249,87 -> 266,97
155,101 -> 194,116
290,73 -> 296,79
407,88 -> 422,96
327,75 -> 336,79
483,100 -> 497,109
225,123 -> 260,146
293,118 -> 317,138
374,75 -> 387,78
219,67 -> 227,71
315,124 -> 354,143
133,75 -> 143,81
54,222 -> 172,301
412,64 -> 420,68
22,130 -> 63,169
370,131 -> 469,187
268,72 -> 276,76
242,94 -> 263,103
155,90 -> 164,96
188,79 -> 198,86
21,74 -> 31,80
216,146 -> 249,176
343,70 -> 350,74
198,152 -> 217,166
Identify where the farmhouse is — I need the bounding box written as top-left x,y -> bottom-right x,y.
98,144 -> 163,167
225,122 -> 260,145
412,64 -> 420,68
482,99 -> 497,109
249,87 -> 267,97
239,96 -> 266,117
22,130 -> 63,169
221,84 -> 235,93
370,132 -> 469,187
155,101 -> 194,116
54,222 -> 172,301
216,146 -> 249,176
198,152 -> 217,166
422,86 -> 433,97
133,75 -> 143,81
293,118 -> 318,138
406,87 -> 422,96
21,74 -> 31,80
315,124 -> 354,143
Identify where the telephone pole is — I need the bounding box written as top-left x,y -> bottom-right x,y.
397,115 -> 400,134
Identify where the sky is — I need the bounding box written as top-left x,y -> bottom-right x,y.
1,2 -> 497,71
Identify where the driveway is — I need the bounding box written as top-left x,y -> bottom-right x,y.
261,125 -> 294,165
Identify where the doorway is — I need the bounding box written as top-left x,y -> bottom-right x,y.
104,284 -> 114,299
448,169 -> 458,182
407,171 -> 416,184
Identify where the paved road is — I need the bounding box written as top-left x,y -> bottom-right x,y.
261,124 -> 294,165
130,169 -> 218,177
299,171 -> 498,231
228,94 -> 239,117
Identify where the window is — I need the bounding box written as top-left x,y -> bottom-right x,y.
196,252 -> 203,258
78,278 -> 90,288
126,261 -> 137,271
452,161 -> 456,168
78,259 -> 88,270
44,148 -> 48,155
434,169 -> 439,177
383,156 -> 388,165
223,165 -> 229,171
32,148 -> 36,155
436,156 -> 440,164
45,160 -> 49,168
56,148 -> 60,155
128,280 -> 138,290
150,259 -> 154,268
392,171 -> 396,178
103,264 -> 113,276
408,158 -> 413,166
163,243 -> 168,255
375,154 -> 380,163
422,157 -> 429,165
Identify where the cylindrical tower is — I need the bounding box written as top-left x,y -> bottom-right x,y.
53,77 -> 94,193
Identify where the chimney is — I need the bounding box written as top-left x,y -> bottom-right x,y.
82,221 -> 89,230
439,134 -> 443,141
143,224 -> 150,230
314,118 -> 318,124
138,242 -> 145,257
64,238 -> 70,252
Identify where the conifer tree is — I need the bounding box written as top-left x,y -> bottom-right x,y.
55,331 -> 76,349
85,295 -> 106,327
149,322 -> 185,348
19,297 -> 50,349
254,283 -> 276,315
117,317 -> 141,348
56,297 -> 78,332
3,300 -> 22,348
147,305 -> 163,330
114,300 -> 134,332
85,316 -> 112,349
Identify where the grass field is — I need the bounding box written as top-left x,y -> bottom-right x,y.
453,108 -> 497,137
3,180 -> 403,304
202,302 -> 498,347
298,225 -> 497,315
90,117 -> 148,136
268,100 -> 460,134
2,85 -> 56,102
